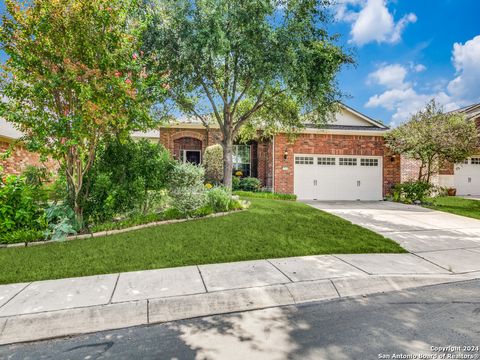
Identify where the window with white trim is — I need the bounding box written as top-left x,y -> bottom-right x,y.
460,159 -> 469,164
471,158 -> 480,165
360,158 -> 379,167
295,156 -> 314,165
233,145 -> 251,176
339,158 -> 357,166
318,157 -> 336,165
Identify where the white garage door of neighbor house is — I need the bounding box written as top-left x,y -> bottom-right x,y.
294,155 -> 383,201
454,157 -> 480,196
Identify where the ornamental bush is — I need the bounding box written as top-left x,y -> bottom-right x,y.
232,175 -> 241,191
83,138 -> 173,224
203,144 -> 223,184
239,177 -> 261,192
0,175 -> 47,237
168,162 -> 206,216
392,181 -> 434,204
206,187 -> 231,213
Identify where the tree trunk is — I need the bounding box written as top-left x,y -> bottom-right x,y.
426,160 -> 432,183
222,136 -> 234,189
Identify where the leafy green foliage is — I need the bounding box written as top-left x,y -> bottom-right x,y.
44,204 -> 79,241
206,187 -> 231,213
238,177 -> 261,192
386,99 -> 478,182
22,166 -> 51,188
168,162 -> 206,216
203,145 -> 224,184
143,0 -> 353,186
234,191 -> 297,201
0,175 -> 47,236
0,229 -> 44,245
0,0 -> 162,223
232,175 -> 241,191
83,138 -> 172,223
392,181 -> 434,204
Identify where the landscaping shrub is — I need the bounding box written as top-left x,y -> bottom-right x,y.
206,187 -> 231,212
233,191 -> 297,201
44,204 -> 79,241
91,212 -> 163,233
22,165 -> 50,188
194,204 -> 215,217
0,229 -> 44,244
83,138 -> 172,224
0,175 -> 47,238
239,177 -> 261,192
203,144 -> 223,184
232,175 -> 241,191
168,162 -> 206,216
392,181 -> 434,204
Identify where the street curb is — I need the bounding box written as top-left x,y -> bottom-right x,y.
1,274 -> 477,345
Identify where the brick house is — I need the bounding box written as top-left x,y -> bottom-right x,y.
0,118 -> 58,176
138,104 -> 400,200
400,102 -> 480,196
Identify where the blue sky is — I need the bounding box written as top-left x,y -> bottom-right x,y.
330,0 -> 480,126
1,0 -> 479,126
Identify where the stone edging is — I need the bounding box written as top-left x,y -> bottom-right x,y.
0,210 -> 244,250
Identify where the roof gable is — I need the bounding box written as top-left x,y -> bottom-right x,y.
333,104 -> 387,129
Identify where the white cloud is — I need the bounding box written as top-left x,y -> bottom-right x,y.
364,35 -> 480,126
413,63 -> 427,72
336,0 -> 417,46
447,35 -> 480,103
367,64 -> 408,89
365,63 -> 458,126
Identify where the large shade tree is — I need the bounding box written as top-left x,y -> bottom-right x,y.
386,99 -> 478,183
142,0 -> 353,187
0,0 -> 161,224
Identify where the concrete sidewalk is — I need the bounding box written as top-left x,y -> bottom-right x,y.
1,253 -> 479,345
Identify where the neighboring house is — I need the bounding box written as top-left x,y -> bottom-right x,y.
148,104 -> 400,201
0,118 -> 58,176
400,103 -> 480,196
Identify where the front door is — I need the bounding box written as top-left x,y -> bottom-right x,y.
184,150 -> 201,165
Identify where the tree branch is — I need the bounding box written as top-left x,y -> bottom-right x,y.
233,87 -> 286,135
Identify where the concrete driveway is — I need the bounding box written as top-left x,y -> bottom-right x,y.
304,201 -> 480,273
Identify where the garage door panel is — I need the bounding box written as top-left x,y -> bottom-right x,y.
293,154 -> 383,201
455,158 -> 480,195
293,156 -> 315,200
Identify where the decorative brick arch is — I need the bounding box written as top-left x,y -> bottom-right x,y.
171,130 -> 206,143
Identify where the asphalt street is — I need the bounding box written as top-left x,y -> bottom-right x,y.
2,280 -> 480,360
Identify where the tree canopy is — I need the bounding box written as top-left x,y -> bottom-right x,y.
0,0 -> 162,223
385,99 -> 478,182
142,0 -> 353,186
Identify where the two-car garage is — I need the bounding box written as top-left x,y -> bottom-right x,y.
293,154 -> 383,201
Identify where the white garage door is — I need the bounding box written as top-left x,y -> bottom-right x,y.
454,157 -> 480,195
294,155 -> 383,201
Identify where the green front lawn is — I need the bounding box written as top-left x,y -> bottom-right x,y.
425,196 -> 480,220
0,198 -> 404,284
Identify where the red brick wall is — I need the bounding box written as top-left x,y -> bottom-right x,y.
0,139 -> 58,176
401,156 -> 421,181
159,127 -> 273,187
273,133 -> 401,196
